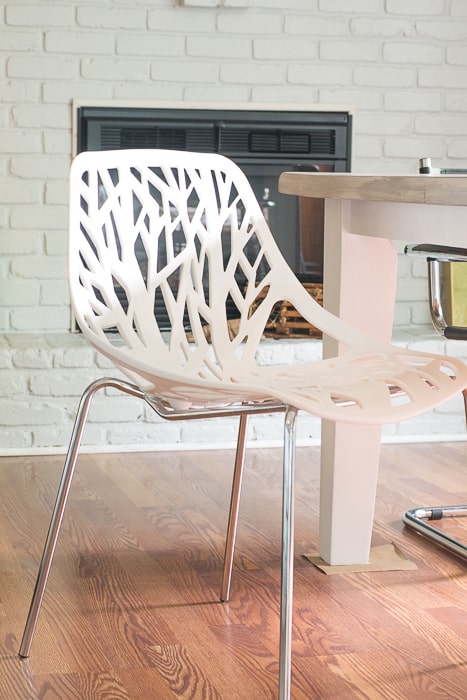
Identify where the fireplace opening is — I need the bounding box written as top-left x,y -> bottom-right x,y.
76,105 -> 352,330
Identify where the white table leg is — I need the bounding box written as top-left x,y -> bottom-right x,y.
319,199 -> 399,564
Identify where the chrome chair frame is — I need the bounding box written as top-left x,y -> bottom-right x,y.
404,236 -> 467,560
19,377 -> 287,655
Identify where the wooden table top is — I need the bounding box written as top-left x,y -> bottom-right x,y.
278,172 -> 467,207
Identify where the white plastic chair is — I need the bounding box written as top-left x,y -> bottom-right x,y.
19,149 -> 467,699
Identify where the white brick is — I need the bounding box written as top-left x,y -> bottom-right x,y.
0,429 -> 33,449
0,181 -> 42,204
0,31 -> 42,51
383,137 -> 443,159
446,46 -> 467,66
43,81 -> 113,103
181,0 -> 219,6
76,7 -> 146,30
254,39 -> 316,61
11,156 -> 70,180
32,427 -> 76,449
0,343 -> 13,369
40,280 -> 70,306
396,276 -> 433,302
356,113 -> 411,135
10,307 -> 71,331
320,41 -> 379,62
53,346 -> 96,369
256,0 -> 313,8
0,311 -> 10,332
416,21 -> 467,41
318,0 -> 382,12
6,4 -> 74,27
188,36 -> 252,59
285,16 -> 348,37
288,64 -> 352,85
181,418 -> 239,443
184,85 -> 250,102
415,115 -> 467,136
106,422 -> 182,445
29,369 -> 96,397
352,135 -> 383,159
7,56 -> 76,80
411,301 -> 436,326
12,105 -> 71,129
383,42 -> 442,64
222,62 -> 286,84
218,11 -> 282,34
44,231 -> 67,256
86,397 -> 145,423
0,129 -> 41,154
81,59 -> 150,82
224,0 -> 251,6
350,17 -> 412,37
117,34 -> 185,57
354,65 -> 415,87
252,86 -> 319,103
0,279 -> 40,306
384,91 -> 441,112
0,400 -> 63,426
451,0 -> 467,17
0,80 -> 40,103
45,31 -> 115,55
44,132 -> 72,156
151,60 -> 218,83
10,205 -> 67,230
446,140 -> 467,159
319,88 -> 380,110
0,369 -> 28,395
11,255 -> 67,279
148,10 -> 216,33
419,66 -> 467,88
386,0 -> 444,14
0,231 -> 42,255
114,83 -> 184,102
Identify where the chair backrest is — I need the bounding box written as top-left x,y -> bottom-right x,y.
69,149 -> 309,387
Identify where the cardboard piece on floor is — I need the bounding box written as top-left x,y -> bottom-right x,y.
304,542 -> 417,575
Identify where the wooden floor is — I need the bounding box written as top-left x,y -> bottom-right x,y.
0,442 -> 465,699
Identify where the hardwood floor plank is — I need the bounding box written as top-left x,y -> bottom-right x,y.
0,442 -> 465,698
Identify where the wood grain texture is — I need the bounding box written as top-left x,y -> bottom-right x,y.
0,442 -> 465,699
278,172 -> 467,206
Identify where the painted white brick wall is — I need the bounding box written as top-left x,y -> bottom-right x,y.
1,0 -> 467,452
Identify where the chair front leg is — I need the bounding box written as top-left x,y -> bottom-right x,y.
19,378 -> 144,659
279,407 -> 297,700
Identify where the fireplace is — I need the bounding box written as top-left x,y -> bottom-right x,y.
75,104 -> 352,328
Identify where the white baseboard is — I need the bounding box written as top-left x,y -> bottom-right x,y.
1,433 -> 465,458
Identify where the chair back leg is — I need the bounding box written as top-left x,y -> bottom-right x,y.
220,414 -> 249,602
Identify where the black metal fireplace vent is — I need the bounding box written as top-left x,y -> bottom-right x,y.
97,123 -> 337,157
78,107 -> 349,162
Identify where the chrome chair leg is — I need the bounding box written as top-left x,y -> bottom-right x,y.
220,413 -> 249,602
279,407 -> 297,700
19,378 -> 144,658
403,505 -> 467,560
